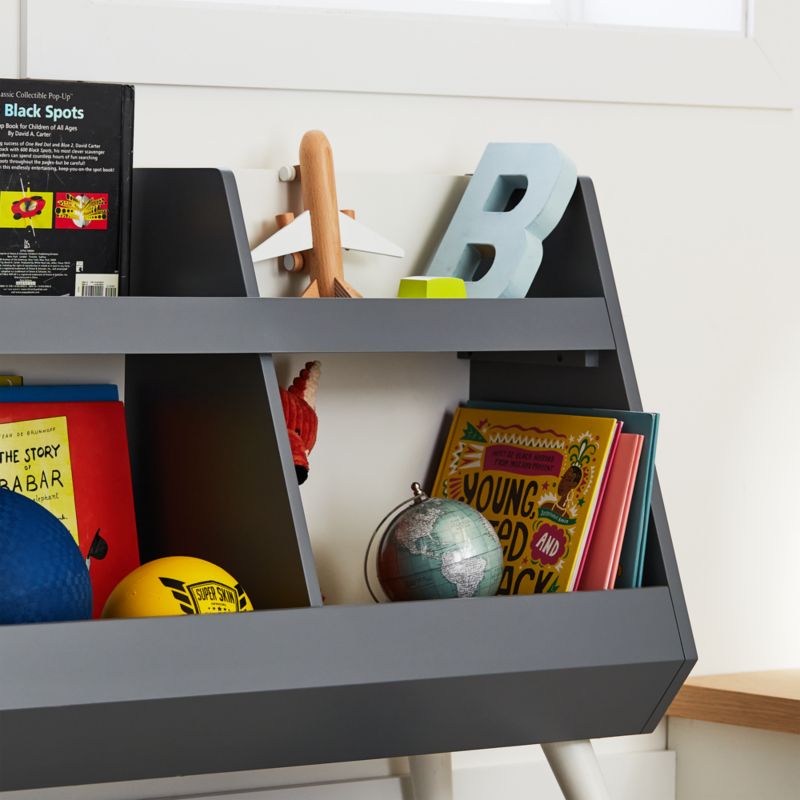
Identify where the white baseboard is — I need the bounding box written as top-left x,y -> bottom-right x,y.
170,750 -> 675,800
454,749 -> 675,800
179,776 -> 408,800
0,750 -> 673,800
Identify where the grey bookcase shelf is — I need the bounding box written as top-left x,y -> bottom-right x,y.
0,296 -> 614,354
0,169 -> 696,791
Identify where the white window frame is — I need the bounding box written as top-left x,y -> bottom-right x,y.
20,0 -> 790,110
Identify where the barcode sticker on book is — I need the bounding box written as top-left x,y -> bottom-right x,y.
75,274 -> 119,297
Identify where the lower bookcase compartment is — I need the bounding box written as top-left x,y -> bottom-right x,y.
0,587 -> 683,791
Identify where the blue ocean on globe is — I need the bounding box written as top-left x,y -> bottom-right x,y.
0,488 -> 92,624
377,496 -> 503,601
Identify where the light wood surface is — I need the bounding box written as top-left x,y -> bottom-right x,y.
275,211 -> 295,228
300,129 -> 345,297
667,670 -> 800,735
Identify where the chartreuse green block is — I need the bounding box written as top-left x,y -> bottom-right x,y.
397,276 -> 467,299
424,143 -> 577,298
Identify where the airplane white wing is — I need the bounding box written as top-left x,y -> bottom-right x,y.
338,212 -> 404,258
250,210 -> 312,263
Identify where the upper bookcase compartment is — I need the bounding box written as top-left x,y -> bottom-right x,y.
0,169 -> 617,355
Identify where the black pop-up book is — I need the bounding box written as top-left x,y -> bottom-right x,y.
0,79 -> 134,296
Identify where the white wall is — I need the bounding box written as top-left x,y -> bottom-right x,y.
3,0 -> 800,797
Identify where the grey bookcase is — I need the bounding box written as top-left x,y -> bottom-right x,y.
0,169 -> 695,791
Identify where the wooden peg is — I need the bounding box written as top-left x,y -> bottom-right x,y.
274,213 -> 304,272
283,253 -> 305,272
278,165 -> 301,182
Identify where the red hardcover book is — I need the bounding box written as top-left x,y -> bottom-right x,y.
0,401 -> 139,617
606,435 -> 644,589
578,433 -> 643,592
573,420 -> 622,588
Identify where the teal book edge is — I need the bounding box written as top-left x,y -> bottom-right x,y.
464,400 -> 658,589
632,413 -> 659,588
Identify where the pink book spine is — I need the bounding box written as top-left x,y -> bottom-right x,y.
572,420 -> 622,589
607,435 -> 644,589
579,433 -> 643,591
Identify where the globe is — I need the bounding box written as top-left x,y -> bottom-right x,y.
376,483 -> 503,601
0,488 -> 92,624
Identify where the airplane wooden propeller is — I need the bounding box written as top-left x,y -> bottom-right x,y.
251,130 -> 404,298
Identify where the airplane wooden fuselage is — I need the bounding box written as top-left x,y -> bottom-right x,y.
250,130 -> 403,298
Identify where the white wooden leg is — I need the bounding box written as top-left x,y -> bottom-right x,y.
541,739 -> 611,800
408,752 -> 453,800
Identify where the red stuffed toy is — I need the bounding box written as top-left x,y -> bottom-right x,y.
280,361 -> 320,484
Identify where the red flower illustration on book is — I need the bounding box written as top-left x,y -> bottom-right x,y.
530,523 -> 567,566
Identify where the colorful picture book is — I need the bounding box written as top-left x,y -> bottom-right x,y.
464,401 -> 659,590
0,78 -> 134,296
0,399 -> 139,616
432,406 -> 619,594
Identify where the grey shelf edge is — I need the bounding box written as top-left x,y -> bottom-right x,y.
0,296 -> 613,355
0,588 -> 681,790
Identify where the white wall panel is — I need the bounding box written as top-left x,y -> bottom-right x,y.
22,0 -> 788,109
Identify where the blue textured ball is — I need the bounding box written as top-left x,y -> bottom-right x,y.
0,488 -> 92,624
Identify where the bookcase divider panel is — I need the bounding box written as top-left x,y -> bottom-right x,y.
127,167 -> 321,610
124,352 -> 321,610
130,168 -> 257,298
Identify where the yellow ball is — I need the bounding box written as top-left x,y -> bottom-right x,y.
102,556 -> 254,619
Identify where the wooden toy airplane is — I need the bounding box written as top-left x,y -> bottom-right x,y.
251,130 -> 404,298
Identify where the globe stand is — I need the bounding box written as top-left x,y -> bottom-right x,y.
363,485 -> 425,603
408,743 -> 611,800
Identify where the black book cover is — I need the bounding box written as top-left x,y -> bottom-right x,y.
0,79 -> 134,295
